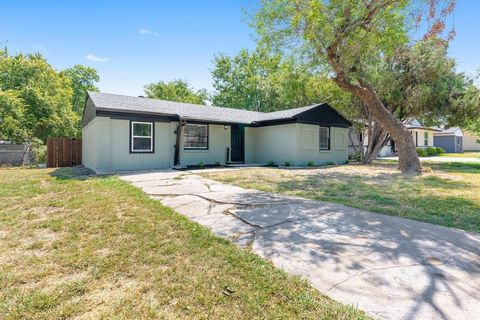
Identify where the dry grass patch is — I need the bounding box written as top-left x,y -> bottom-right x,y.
0,167 -> 365,319
202,161 -> 480,232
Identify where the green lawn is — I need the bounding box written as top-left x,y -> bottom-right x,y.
0,167 -> 366,320
440,151 -> 480,159
203,162 -> 480,233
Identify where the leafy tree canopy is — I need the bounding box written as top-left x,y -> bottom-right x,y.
252,0 -> 457,173
373,38 -> 480,127
0,49 -> 78,143
211,47 -> 362,119
144,79 -> 208,105
62,65 -> 99,117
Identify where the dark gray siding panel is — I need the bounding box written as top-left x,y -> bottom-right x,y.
434,136 -> 456,153
82,97 -> 96,127
295,104 -> 352,127
253,104 -> 352,128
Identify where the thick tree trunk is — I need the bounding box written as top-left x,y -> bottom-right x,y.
348,130 -> 363,160
363,121 -> 389,164
356,86 -> 421,173
326,44 -> 421,173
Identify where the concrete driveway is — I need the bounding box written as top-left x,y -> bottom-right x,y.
119,169 -> 480,320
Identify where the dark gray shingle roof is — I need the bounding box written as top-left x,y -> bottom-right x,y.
88,91 -> 320,124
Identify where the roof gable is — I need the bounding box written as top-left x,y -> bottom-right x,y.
435,127 -> 463,136
294,103 -> 352,127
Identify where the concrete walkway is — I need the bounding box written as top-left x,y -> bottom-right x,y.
381,156 -> 480,163
119,169 -> 480,320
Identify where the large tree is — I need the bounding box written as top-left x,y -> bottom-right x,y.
212,48 -> 285,112
62,65 -> 100,117
0,49 -> 77,144
144,79 -> 208,105
211,48 -> 362,117
253,0 -> 455,173
362,38 -> 480,162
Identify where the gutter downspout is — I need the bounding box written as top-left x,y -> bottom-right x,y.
174,118 -> 186,166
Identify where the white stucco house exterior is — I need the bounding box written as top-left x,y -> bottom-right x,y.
82,92 -> 352,173
463,131 -> 480,151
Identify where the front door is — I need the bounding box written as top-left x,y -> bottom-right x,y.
231,124 -> 245,163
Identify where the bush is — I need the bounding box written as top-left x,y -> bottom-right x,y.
30,139 -> 46,164
426,147 -> 437,156
307,161 -> 314,167
198,161 -> 205,168
416,148 -> 428,157
283,161 -> 291,167
267,160 -> 276,167
325,161 -> 336,166
435,147 -> 445,155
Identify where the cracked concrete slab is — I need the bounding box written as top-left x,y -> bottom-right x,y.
119,168 -> 480,320
252,212 -> 480,320
119,170 -> 185,182
176,199 -> 235,218
196,190 -> 309,206
160,195 -> 202,208
191,213 -> 256,241
142,184 -> 210,195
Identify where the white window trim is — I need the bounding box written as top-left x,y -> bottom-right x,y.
131,121 -> 153,152
184,124 -> 209,150
319,126 -> 330,150
424,132 -> 429,146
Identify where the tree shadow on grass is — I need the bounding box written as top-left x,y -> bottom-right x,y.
49,166 -> 99,181
427,162 -> 480,173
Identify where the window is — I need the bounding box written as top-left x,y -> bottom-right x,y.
319,127 -> 330,150
131,121 -> 153,152
184,124 -> 208,149
424,132 -> 429,146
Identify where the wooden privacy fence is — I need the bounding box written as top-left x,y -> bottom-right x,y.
47,137 -> 82,168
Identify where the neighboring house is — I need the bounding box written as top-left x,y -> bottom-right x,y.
434,127 -> 464,153
463,131 -> 480,151
377,119 -> 440,157
82,92 -> 352,172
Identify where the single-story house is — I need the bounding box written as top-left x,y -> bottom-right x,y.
82,92 -> 352,172
463,130 -> 480,151
434,127 -> 463,153
374,118 -> 440,157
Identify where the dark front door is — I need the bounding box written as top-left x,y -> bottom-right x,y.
231,124 -> 245,163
